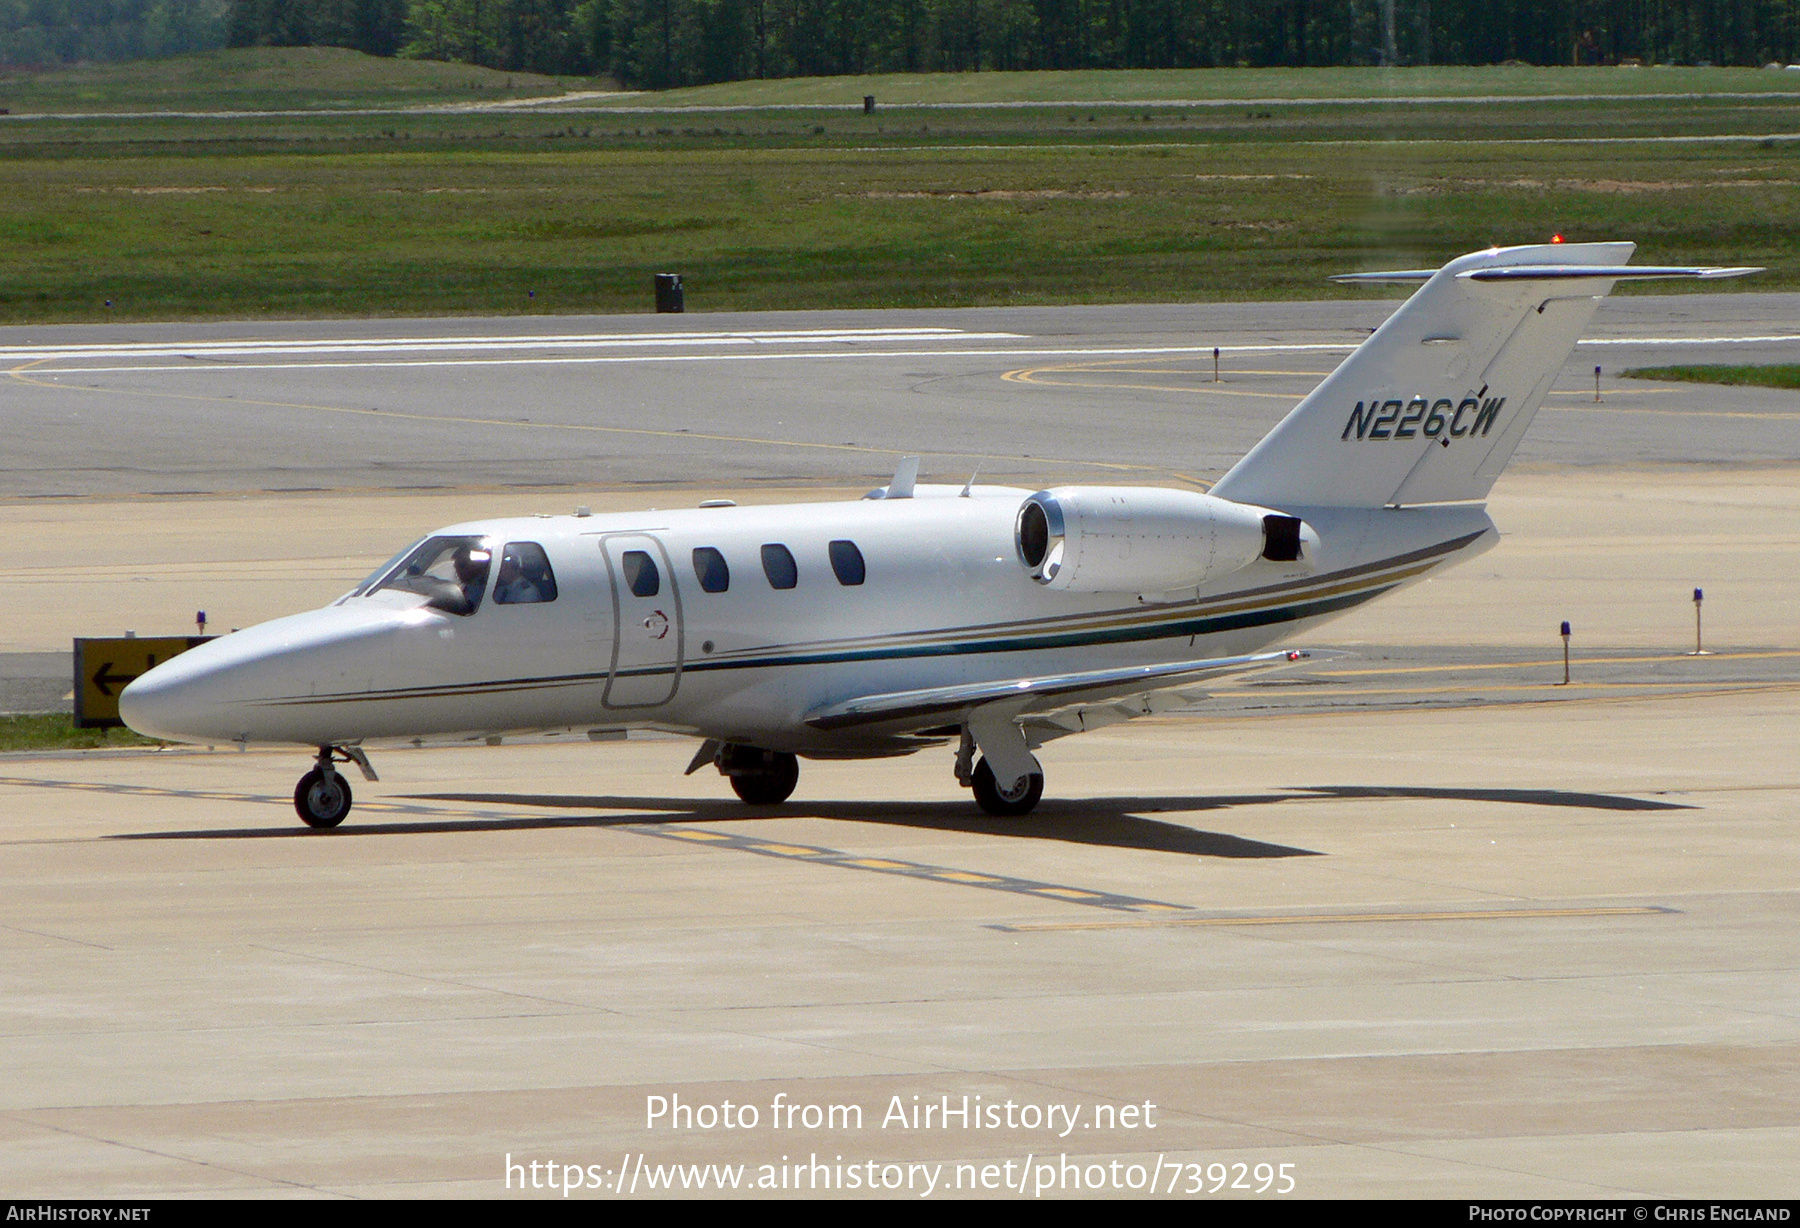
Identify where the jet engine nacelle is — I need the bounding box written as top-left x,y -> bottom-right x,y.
1014,486 -> 1314,593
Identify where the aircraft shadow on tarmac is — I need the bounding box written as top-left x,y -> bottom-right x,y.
110,796 -> 1315,858
107,783 -> 1688,857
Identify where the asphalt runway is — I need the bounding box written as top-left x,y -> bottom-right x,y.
6,292 -> 1800,500
1,293 -> 1796,1198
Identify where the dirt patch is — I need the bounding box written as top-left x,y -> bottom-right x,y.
71,186 -> 227,194
862,188 -> 1130,200
1429,177 -> 1800,194
69,186 -> 282,194
1575,178 -> 1799,192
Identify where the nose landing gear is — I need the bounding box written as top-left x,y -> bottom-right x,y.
295,765 -> 351,828
294,745 -> 377,828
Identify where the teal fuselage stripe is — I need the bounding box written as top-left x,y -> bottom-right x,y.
666,583 -> 1392,678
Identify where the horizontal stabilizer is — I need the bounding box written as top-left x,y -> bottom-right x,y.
1460,264 -> 1762,283
805,649 -> 1320,732
1336,263 -> 1761,286
1331,270 -> 1437,284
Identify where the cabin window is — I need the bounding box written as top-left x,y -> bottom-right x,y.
828,540 -> 865,586
621,550 -> 659,597
495,542 -> 558,604
760,543 -> 798,590
693,547 -> 730,593
366,535 -> 492,616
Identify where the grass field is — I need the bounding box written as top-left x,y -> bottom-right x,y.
11,52 -> 1800,113
1,50 -> 1795,320
1622,364 -> 1800,387
601,64 -> 1800,107
0,714 -> 154,751
0,46 -> 601,113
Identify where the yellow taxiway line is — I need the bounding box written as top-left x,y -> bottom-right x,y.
991,904 -> 1676,933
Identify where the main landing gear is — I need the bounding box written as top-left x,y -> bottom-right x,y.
717,744 -> 800,805
294,745 -> 377,829
954,727 -> 1044,817
970,756 -> 1044,817
691,730 -> 1046,816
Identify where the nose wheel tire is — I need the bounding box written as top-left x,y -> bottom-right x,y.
728,751 -> 800,805
971,756 -> 1043,817
295,768 -> 352,828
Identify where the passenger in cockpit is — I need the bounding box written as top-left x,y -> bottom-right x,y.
494,542 -> 556,605
493,553 -> 541,605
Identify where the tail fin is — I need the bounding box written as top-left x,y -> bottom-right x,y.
1208,242 -> 1758,509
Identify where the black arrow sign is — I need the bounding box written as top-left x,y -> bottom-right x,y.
75,640 -> 205,729
90,661 -> 142,697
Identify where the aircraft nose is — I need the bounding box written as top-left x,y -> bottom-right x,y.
118,631 -> 271,743
116,605 -> 414,744
118,656 -> 226,743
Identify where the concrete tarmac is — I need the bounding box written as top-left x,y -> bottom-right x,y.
1,295 -> 1796,1198
0,692 -> 1794,1198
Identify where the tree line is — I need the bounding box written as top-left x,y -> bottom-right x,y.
10,0 -> 1800,84
1,1 -> 228,66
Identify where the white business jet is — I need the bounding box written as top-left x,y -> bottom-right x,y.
119,241 -> 1755,827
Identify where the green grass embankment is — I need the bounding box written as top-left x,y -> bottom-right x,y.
1621,365 -> 1800,388
608,64 -> 1800,107
0,52 -> 1793,321
4,136 -> 1792,320
0,46 -> 607,113
0,714 -> 157,752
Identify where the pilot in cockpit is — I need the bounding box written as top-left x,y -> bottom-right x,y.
453,546 -> 490,609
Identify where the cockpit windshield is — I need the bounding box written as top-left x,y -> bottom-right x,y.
346,538 -> 426,600
363,535 -> 494,615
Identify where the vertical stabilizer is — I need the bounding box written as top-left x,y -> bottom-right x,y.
1209,242 -> 1667,510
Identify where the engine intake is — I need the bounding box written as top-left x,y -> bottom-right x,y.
1015,487 -> 1313,593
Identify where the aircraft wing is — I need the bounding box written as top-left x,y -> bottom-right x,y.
803,649 -> 1321,735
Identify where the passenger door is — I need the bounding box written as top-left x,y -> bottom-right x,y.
600,534 -> 682,708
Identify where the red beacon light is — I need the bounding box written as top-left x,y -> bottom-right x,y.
1551,233 -> 1566,243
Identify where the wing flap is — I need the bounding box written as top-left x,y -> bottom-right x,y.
803,649 -> 1319,733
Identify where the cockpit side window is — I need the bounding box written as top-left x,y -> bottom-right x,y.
494,542 -> 558,605
367,535 -> 493,615
621,550 -> 659,597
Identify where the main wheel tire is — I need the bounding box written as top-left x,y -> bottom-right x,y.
729,751 -> 799,805
294,767 -> 352,828
971,755 -> 1044,817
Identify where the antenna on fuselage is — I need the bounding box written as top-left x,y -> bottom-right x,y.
887,456 -> 919,499
960,465 -> 980,498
